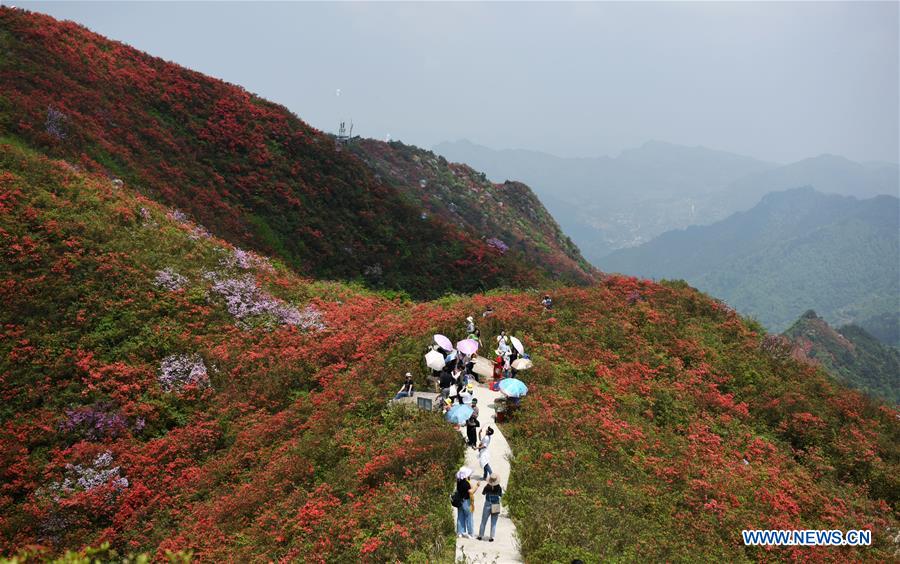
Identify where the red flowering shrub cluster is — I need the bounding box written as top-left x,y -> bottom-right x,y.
0,8 -> 590,299
493,280 -> 899,562
2,140 -> 898,561
0,144 -> 466,560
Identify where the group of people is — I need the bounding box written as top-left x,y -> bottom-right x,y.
453,463 -> 503,541
394,298 -> 554,547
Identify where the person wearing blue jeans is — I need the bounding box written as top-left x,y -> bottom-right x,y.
455,466 -> 477,538
478,473 -> 503,541
393,372 -> 414,400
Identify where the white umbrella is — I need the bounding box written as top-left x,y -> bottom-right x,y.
512,358 -> 533,371
425,350 -> 445,371
472,355 -> 494,379
510,336 -> 525,355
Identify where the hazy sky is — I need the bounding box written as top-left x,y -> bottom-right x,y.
17,1 -> 900,164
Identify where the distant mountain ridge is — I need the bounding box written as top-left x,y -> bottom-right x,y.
784,311 -> 900,405
433,139 -> 899,264
602,187 -> 900,339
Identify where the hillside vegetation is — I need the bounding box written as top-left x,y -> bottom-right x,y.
348,139 -> 593,284
1,7 -> 898,563
2,141 -> 897,561
784,311 -> 900,405
0,9 -> 592,299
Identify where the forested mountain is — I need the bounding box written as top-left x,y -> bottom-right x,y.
347,139 -> 593,284
1,8 -> 897,563
784,311 -> 900,405
603,187 -> 900,340
434,140 -> 899,264
0,10 -> 592,298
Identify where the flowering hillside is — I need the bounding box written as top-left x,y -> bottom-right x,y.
1,7 -> 898,563
348,139 -> 594,285
2,141 -> 897,561
0,8 -> 589,299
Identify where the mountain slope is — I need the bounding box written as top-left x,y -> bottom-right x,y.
2,141 -> 897,561
602,187 -> 900,336
0,8 -> 586,298
1,8 -> 898,563
784,311 -> 900,405
347,139 -> 594,284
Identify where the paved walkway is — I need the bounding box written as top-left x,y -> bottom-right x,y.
454,381 -> 523,563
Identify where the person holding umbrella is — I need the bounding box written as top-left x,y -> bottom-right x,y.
466,398 -> 480,447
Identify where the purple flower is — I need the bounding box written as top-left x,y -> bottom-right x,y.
158,353 -> 209,392
45,106 -> 68,139
60,405 -> 128,441
205,273 -> 322,330
45,451 -> 128,501
225,247 -> 272,271
154,268 -> 188,291
486,237 -> 509,254
167,208 -> 188,223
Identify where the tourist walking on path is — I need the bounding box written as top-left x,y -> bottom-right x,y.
455,467 -> 478,538
478,427 -> 494,478
466,398 -> 480,447
478,473 -> 503,542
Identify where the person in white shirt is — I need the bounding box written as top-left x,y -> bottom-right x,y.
477,427 -> 494,479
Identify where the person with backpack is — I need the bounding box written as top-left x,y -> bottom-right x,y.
465,315 -> 476,335
439,369 -> 454,401
454,466 -> 478,538
477,473 -> 503,542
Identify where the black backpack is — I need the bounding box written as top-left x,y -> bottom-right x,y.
450,491 -> 462,508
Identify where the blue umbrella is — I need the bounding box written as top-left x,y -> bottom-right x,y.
498,378 -> 528,398
445,404 -> 473,425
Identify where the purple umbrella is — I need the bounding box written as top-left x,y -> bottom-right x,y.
457,339 -> 479,356
434,334 -> 453,351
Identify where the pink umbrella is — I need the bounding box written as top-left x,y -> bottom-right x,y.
457,339 -> 479,356
434,334 -> 453,351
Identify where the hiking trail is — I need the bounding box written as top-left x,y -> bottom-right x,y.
455,381 -> 523,563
